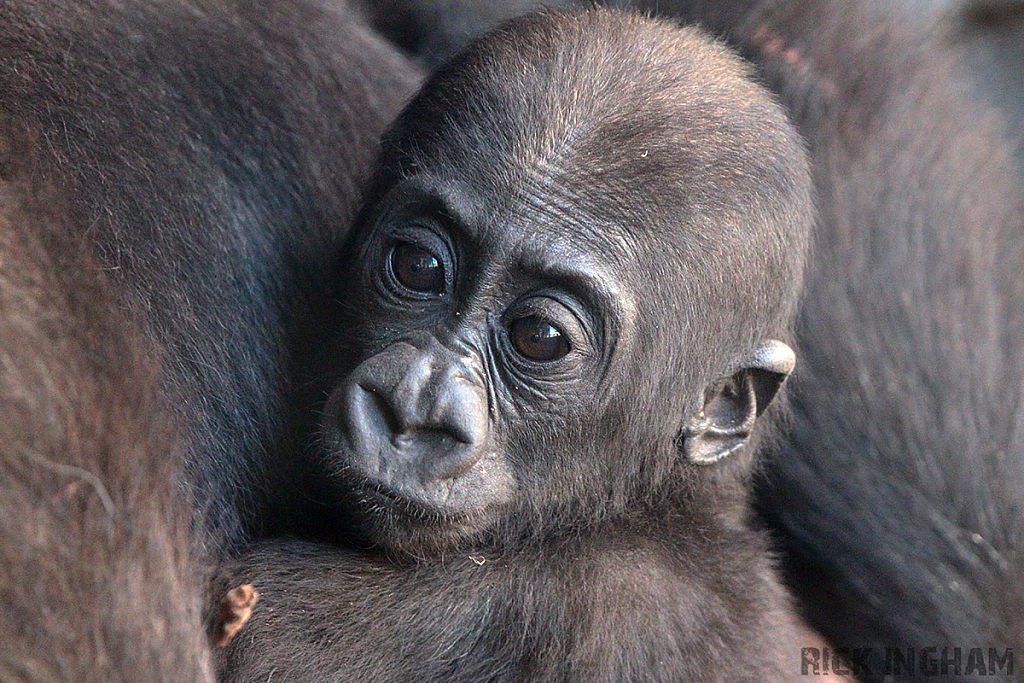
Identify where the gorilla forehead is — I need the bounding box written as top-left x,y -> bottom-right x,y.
382,9 -> 808,233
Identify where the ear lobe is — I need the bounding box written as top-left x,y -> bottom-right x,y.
681,340 -> 795,465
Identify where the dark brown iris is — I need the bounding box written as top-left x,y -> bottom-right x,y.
390,243 -> 444,294
509,315 -> 569,361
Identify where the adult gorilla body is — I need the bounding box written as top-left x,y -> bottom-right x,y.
0,0 -> 420,550
0,167 -> 216,683
0,0 -> 419,678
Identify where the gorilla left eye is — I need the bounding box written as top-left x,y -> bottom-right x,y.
509,315 -> 570,362
389,243 -> 445,294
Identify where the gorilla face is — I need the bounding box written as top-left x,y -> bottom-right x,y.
324,176 -> 636,551
319,9 -> 812,556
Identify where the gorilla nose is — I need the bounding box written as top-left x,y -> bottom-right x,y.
344,342 -> 490,485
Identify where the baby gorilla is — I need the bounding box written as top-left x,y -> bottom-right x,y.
218,9 -> 813,681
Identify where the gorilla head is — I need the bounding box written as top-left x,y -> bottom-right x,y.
320,9 -> 812,556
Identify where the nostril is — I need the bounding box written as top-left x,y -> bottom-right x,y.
449,424 -> 475,446
355,382 -> 404,440
433,419 -> 475,446
433,381 -> 488,448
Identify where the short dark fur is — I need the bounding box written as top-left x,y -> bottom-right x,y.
0,161 -> 213,681
218,9 -> 814,681
0,0 -> 421,550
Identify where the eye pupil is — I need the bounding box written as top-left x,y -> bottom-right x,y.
390,243 -> 445,294
510,315 -> 570,362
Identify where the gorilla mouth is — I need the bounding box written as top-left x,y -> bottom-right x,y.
347,475 -> 469,527
339,474 -> 492,555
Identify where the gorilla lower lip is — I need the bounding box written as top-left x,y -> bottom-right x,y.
354,477 -> 463,524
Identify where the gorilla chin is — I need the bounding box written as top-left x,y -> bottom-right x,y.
329,468 -> 510,556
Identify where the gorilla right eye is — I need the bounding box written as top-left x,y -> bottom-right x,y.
509,315 -> 570,362
389,242 -> 445,294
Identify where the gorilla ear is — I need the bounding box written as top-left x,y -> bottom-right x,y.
681,340 -> 796,465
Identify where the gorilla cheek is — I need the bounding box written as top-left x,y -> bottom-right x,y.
321,340 -> 516,519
